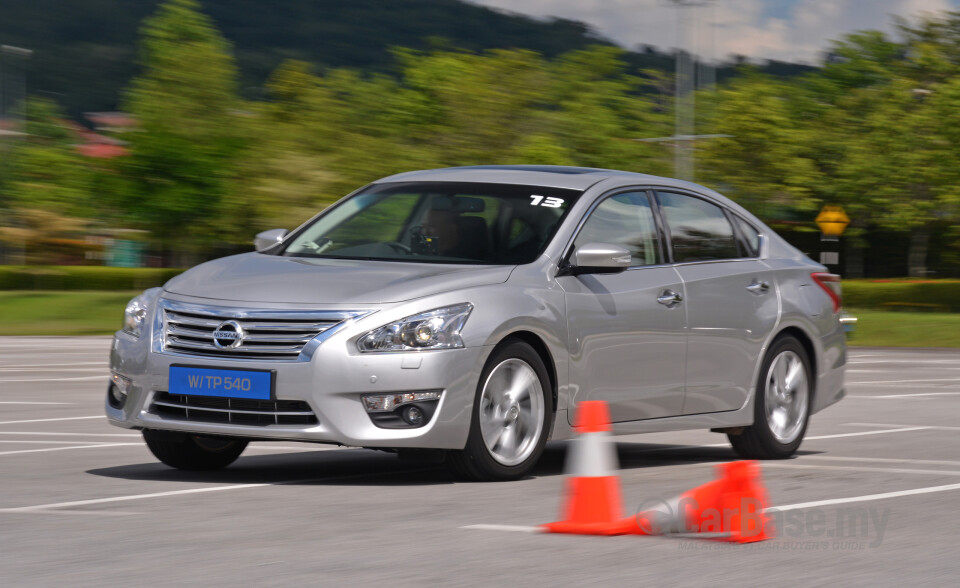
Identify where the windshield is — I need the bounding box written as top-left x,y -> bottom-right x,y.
280,182 -> 582,264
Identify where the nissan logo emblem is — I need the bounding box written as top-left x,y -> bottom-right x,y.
212,320 -> 245,349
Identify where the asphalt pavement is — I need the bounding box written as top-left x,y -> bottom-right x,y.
1,337 -> 959,586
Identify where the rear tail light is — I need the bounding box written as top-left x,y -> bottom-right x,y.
811,272 -> 841,313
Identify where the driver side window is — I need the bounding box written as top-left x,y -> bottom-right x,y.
573,191 -> 662,267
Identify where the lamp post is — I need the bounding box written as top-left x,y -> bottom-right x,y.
1,44 -> 33,135
635,1 -> 718,180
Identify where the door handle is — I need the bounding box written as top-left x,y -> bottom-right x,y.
746,280 -> 770,295
657,289 -> 683,306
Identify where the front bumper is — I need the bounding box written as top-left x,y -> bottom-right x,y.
106,327 -> 491,450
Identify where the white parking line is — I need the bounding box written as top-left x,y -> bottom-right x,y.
764,462 -> 960,477
0,402 -> 74,405
801,455 -> 960,468
461,482 -> 960,534
850,378 -> 960,385
9,510 -> 143,517
846,422 -> 960,432
0,484 -> 271,513
768,483 -> 960,512
463,524 -> 541,533
0,376 -> 106,383
0,362 -> 107,368
803,426 -> 931,440
0,368 -> 107,373
0,440 -> 118,445
0,431 -> 140,437
0,416 -> 104,425
848,393 -> 960,399
0,467 -> 432,514
0,443 -> 141,456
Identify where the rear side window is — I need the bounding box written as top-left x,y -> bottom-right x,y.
732,215 -> 761,257
656,191 -> 739,262
573,191 -> 662,267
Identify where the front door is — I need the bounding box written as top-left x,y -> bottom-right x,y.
558,191 -> 688,423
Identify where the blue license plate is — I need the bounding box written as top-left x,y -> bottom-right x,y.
168,366 -> 274,400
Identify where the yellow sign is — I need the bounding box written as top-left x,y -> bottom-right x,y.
816,205 -> 850,237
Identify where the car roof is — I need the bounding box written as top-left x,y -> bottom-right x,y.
374,165 -> 705,192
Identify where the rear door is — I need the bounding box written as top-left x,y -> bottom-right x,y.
558,190 -> 687,423
655,191 -> 779,415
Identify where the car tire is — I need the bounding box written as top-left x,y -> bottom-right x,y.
728,335 -> 812,460
448,340 -> 553,481
143,429 -> 248,470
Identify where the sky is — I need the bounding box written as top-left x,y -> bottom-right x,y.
471,0 -> 959,63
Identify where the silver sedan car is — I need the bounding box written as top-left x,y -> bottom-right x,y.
107,166 -> 846,480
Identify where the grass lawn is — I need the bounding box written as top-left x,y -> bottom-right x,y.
0,291 -> 139,336
1,292 -> 960,347
845,308 -> 960,348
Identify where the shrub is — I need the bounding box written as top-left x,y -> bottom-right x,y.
0,266 -> 183,291
842,279 -> 960,313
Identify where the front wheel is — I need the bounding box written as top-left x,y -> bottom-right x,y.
728,335 -> 811,459
447,340 -> 553,481
143,430 -> 248,470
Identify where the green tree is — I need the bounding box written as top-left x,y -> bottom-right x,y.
117,0 -> 247,265
0,99 -> 96,264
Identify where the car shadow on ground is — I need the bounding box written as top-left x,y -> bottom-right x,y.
87,440 -> 823,487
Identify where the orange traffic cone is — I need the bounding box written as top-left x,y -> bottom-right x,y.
542,401 -> 634,535
622,460 -> 774,543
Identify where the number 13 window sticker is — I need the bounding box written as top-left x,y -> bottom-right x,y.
529,195 -> 565,208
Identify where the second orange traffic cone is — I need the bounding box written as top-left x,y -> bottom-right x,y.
621,460 -> 774,543
542,401 -> 632,535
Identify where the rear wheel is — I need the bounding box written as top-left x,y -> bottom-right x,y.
448,340 -> 553,481
143,430 -> 248,470
728,335 -> 811,459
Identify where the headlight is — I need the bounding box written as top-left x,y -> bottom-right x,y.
122,291 -> 155,338
357,303 -> 473,352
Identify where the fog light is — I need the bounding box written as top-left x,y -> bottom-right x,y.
402,405 -> 425,426
362,390 -> 442,429
108,373 -> 131,409
361,391 -> 441,413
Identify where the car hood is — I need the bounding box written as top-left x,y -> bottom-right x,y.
163,253 -> 515,304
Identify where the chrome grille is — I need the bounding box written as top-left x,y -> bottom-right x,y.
150,392 -> 318,426
159,300 -> 367,361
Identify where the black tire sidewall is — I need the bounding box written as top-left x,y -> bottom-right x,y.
143,430 -> 248,470
460,340 -> 554,480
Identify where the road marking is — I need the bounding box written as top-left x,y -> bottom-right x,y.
764,462 -> 960,477
850,378 -> 960,385
803,426 -> 930,440
800,455 -> 960,468
0,362 -> 107,368
848,392 -> 960,399
1,510 -> 143,517
0,440 -> 118,445
846,422 -> 960,432
0,401 -> 74,405
0,443 -> 141,456
0,376 -> 106,383
0,415 -> 104,425
768,483 -> 960,512
0,368 -> 107,373
0,431 -> 140,437
462,524 -> 541,533
0,467 -> 432,513
462,482 -> 960,534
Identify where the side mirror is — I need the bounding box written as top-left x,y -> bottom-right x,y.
560,243 -> 631,276
254,228 -> 288,251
